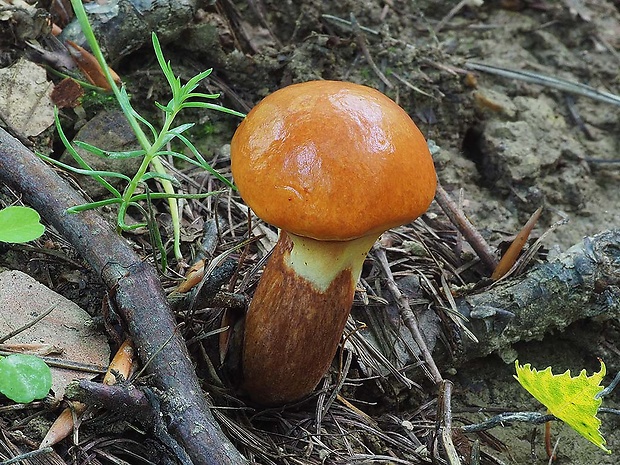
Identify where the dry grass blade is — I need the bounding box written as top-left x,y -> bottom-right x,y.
465,62 -> 620,106
345,318 -> 419,389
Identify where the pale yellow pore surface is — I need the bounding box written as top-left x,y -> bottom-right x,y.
286,233 -> 379,293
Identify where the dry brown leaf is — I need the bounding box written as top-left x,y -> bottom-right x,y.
66,40 -> 121,91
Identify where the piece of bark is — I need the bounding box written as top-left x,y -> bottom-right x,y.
0,128 -> 246,465
457,229 -> 620,361
59,0 -> 197,63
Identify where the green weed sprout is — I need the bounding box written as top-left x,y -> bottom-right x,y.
0,206 -> 46,243
0,354 -> 52,403
39,0 -> 245,267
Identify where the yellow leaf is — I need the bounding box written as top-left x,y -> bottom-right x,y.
514,360 -> 610,454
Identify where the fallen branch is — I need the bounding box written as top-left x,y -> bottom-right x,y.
66,379 -> 193,465
457,229 -> 620,361
0,128 -> 246,464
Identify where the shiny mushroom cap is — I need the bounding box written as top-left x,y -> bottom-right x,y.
231,80 -> 437,241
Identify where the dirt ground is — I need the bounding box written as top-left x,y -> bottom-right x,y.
1,0 -> 620,464
185,2 -> 620,461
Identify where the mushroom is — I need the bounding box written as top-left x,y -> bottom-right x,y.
230,80 -> 436,405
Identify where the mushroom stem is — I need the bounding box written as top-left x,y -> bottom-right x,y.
242,231 -> 378,405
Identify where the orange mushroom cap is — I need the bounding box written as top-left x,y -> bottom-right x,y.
231,80 -> 436,241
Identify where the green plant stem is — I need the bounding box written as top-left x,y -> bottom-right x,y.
68,0 -> 243,264
150,157 -> 182,259
70,0 -> 183,260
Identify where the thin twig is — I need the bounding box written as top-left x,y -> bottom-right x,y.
594,33 -> 620,66
8,243 -> 86,268
435,0 -> 482,33
350,13 -> 393,89
374,246 -> 442,383
460,412 -> 556,433
597,371 -> 620,398
321,14 -> 381,35
599,408 -> 620,415
0,351 -> 107,373
0,303 -> 58,343
564,95 -> 594,140
436,380 -> 461,465
390,72 -> 436,98
434,182 -> 498,271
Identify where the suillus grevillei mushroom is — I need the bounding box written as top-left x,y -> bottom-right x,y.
230,80 -> 437,405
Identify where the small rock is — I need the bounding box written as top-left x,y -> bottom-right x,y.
61,110 -> 141,199
0,270 -> 110,399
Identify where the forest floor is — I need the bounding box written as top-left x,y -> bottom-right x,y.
1,0 -> 619,464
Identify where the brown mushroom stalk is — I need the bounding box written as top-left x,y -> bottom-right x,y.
231,80 -> 437,405
242,231 -> 378,405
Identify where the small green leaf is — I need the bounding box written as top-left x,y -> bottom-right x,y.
0,206 -> 45,243
168,123 -> 195,135
141,171 -> 180,184
73,141 -> 146,160
515,360 -> 611,453
0,354 -> 52,403
184,71 -> 215,92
